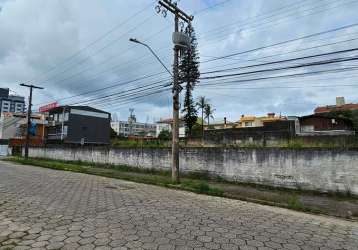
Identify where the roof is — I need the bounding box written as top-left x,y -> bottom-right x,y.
299,114 -> 352,123
240,116 -> 256,122
314,103 -> 358,113
49,105 -> 110,114
207,118 -> 233,125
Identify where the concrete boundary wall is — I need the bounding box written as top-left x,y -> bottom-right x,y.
26,146 -> 358,195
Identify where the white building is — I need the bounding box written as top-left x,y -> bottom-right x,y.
0,88 -> 25,113
156,118 -> 186,138
111,120 -> 156,137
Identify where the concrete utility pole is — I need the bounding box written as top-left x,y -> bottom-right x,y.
19,83 -> 44,159
158,0 -> 193,183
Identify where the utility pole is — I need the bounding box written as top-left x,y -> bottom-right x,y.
19,83 -> 44,159
157,0 -> 193,183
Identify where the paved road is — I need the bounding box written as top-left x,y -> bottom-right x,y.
0,161 -> 357,250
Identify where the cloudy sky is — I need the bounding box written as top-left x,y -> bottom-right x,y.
1,0 -> 358,122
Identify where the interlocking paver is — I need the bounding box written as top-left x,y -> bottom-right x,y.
0,161 -> 358,250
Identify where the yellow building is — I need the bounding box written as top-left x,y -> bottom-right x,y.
238,113 -> 285,128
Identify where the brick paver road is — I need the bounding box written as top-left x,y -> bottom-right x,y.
0,161 -> 357,250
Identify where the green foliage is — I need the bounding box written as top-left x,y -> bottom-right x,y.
196,96 -> 208,138
285,141 -> 304,149
181,180 -> 223,196
158,129 -> 171,140
204,103 -> 215,126
179,25 -> 200,137
111,138 -> 168,148
191,123 -> 202,138
182,85 -> 198,137
287,195 -> 304,210
110,127 -> 117,139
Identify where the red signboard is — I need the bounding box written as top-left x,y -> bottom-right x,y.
39,102 -> 58,113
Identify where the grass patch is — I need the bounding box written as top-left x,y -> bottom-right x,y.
181,180 -> 223,196
111,139 -> 169,148
286,195 -> 305,210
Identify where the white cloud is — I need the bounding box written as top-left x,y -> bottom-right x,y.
1,0 -> 358,122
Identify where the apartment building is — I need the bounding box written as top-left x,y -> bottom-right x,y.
111,120 -> 156,137
47,106 -> 111,144
0,88 -> 25,114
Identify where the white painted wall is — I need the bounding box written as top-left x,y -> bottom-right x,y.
25,146 -> 358,195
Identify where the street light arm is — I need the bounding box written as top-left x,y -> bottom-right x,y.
129,38 -> 173,77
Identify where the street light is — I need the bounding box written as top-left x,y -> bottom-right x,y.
129,38 -> 173,77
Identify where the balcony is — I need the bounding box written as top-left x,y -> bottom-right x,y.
47,133 -> 67,140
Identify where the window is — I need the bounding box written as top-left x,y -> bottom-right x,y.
64,112 -> 69,121
15,103 -> 23,112
245,121 -> 253,127
63,126 -> 68,136
301,125 -> 314,132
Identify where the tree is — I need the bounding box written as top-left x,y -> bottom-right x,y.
204,103 -> 215,127
196,96 -> 208,138
110,127 -> 117,139
158,130 -> 171,140
179,25 -> 200,137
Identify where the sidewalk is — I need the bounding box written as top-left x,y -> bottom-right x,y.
4,157 -> 358,221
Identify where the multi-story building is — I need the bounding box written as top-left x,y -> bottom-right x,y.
46,106 -> 111,144
238,113 -> 286,128
111,110 -> 156,138
156,118 -> 186,138
111,120 -> 156,137
0,88 -> 25,114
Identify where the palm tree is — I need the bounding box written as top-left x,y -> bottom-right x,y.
204,104 -> 215,128
196,96 -> 207,138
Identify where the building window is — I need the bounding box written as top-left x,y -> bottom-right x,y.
245,121 -> 253,127
301,125 -> 314,132
63,125 -> 68,136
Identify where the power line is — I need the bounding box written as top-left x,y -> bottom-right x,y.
201,47 -> 358,75
200,55 -> 358,80
201,32 -> 358,72
38,14 -> 157,84
23,1 -> 156,85
200,0 -> 357,46
199,66 -> 358,87
201,21 -> 358,63
33,71 -> 168,107
199,83 -> 358,90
